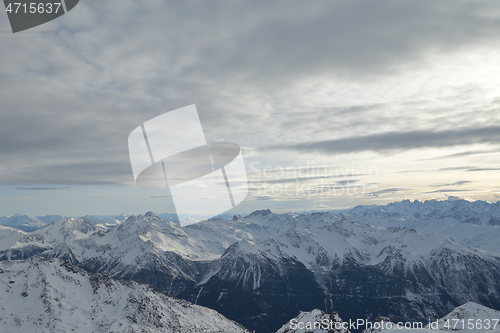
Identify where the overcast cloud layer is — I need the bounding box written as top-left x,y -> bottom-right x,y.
1,0 -> 500,215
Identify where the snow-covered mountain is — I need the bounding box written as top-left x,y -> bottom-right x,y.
0,226 -> 49,260
0,256 -> 250,333
276,309 -> 351,333
1,203 -> 500,332
278,302 -> 500,333
0,214 -> 46,232
347,196 -> 500,225
0,214 -> 126,232
361,302 -> 500,333
158,212 -> 180,222
430,302 -> 500,333
33,217 -> 96,242
0,218 -> 98,263
81,213 -> 129,226
180,212 -> 500,331
79,215 -> 107,226
344,197 -> 500,254
35,214 -> 65,225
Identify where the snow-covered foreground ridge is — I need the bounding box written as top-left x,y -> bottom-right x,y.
1,256 -> 498,333
431,302 -> 500,333
278,303 -> 500,333
0,257 -> 250,333
277,309 -> 351,333
361,302 -> 500,333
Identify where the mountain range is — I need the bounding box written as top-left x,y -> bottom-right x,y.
1,198 -> 500,332
0,214 -> 127,232
343,196 -> 500,253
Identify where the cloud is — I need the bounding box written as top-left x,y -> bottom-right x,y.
430,148 -> 500,160
15,186 -> 70,191
429,181 -> 472,187
466,167 -> 500,172
263,126 -> 500,155
252,175 -> 360,185
1,0 -> 500,214
395,166 -> 475,174
367,187 -> 410,196
423,189 -> 476,193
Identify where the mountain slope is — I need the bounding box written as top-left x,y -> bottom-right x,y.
0,226 -> 49,261
0,257 -> 250,333
179,239 -> 326,332
362,302 -> 500,333
431,302 -> 500,333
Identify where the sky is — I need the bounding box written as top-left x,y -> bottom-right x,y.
1,0 -> 500,217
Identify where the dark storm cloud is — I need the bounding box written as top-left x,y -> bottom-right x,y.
1,0 -> 500,187
264,126 -> 500,154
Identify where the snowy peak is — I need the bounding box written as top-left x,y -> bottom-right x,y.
248,209 -> 273,217
89,213 -> 199,265
431,302 -> 500,331
34,217 -> 96,242
77,214 -> 127,227
446,195 -> 463,202
362,302 -> 500,333
79,215 -> 106,226
35,214 -> 65,225
58,217 -> 95,232
145,211 -> 160,218
223,240 -> 262,257
0,257 -> 251,333
114,212 -> 182,236
276,309 -> 350,333
0,214 -> 45,232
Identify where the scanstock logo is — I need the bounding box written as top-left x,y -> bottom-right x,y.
128,105 -> 249,226
3,0 -> 79,33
